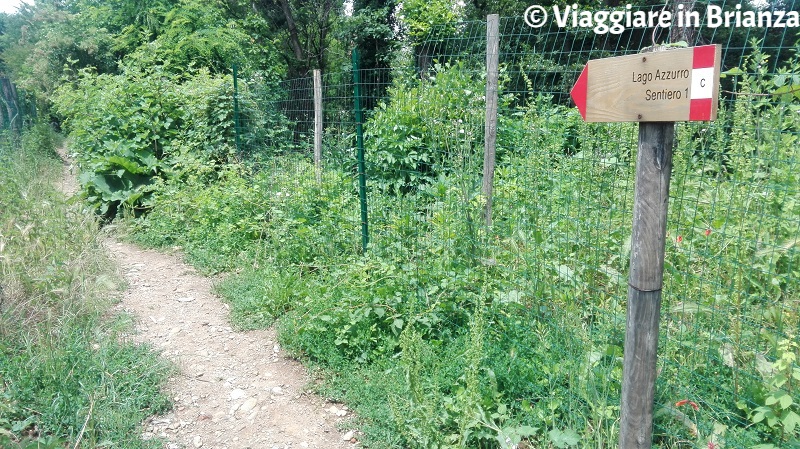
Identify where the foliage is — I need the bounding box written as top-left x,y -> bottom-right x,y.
389,308 -> 541,449
0,2 -> 116,105
248,0 -> 343,76
123,43 -> 800,444
73,0 -> 178,57
122,0 -> 251,75
130,157 -> 360,272
53,66 -> 237,217
364,61 -> 488,194
3,2 -> 793,446
0,126 -> 171,448
39,0 -> 288,219
736,337 -> 800,445
0,0 -> 285,132
399,0 -> 461,43
340,1 -> 398,71
234,72 -> 295,157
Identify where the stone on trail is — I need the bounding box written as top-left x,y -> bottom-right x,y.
230,388 -> 247,400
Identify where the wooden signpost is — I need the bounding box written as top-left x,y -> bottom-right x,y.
570,45 -> 721,449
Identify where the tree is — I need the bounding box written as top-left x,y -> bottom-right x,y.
344,0 -> 398,71
400,0 -> 463,76
0,0 -> 116,115
250,0 -> 340,76
71,0 -> 179,59
463,0 -> 535,19
122,0 -> 252,75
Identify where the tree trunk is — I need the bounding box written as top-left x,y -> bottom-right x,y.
671,0 -> 696,44
416,43 -> 433,79
0,78 -> 20,132
279,0 -> 305,63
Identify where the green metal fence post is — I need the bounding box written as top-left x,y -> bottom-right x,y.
232,64 -> 242,155
352,49 -> 369,254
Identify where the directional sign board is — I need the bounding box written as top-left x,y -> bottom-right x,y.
570,45 -> 721,122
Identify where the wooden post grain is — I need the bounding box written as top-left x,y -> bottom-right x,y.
482,14 -> 499,227
313,69 -> 323,183
619,122 -> 674,449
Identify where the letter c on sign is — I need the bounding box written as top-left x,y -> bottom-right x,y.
700,78 -> 706,88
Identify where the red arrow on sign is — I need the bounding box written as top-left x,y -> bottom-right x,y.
570,65 -> 588,120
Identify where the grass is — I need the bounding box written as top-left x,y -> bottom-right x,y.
214,266 -> 308,330
0,125 -> 172,448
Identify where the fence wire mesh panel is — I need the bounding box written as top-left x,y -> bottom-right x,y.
234,2 -> 799,446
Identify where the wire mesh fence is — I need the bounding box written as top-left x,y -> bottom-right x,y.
233,2 -> 799,446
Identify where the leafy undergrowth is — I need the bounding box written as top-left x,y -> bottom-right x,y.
0,125 -> 172,448
129,138 -> 799,448
133,138 -> 798,449
127,51 -> 799,448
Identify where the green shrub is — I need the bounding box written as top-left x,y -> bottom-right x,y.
132,157 -> 360,272
53,67 -> 237,218
364,62 -> 488,194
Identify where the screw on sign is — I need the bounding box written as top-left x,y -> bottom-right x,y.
569,44 -> 721,123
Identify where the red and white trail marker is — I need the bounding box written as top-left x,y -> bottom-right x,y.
570,44 -> 722,123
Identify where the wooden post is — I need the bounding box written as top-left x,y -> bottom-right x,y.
313,69 -> 323,183
619,121 -> 674,449
482,14 -> 499,227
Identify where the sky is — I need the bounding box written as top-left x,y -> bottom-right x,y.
0,0 -> 26,15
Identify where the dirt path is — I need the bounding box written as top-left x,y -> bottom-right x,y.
57,147 -> 355,449
108,242 -> 354,449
